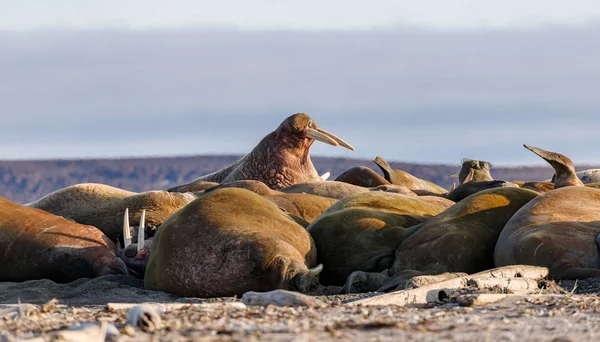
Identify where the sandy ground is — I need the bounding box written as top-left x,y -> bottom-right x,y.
1,275 -> 600,341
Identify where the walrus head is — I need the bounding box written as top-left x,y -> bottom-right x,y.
458,158 -> 493,184
523,144 -> 584,189
290,264 -> 324,292
275,113 -> 354,163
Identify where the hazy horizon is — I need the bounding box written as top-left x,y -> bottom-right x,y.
2,2 -> 600,166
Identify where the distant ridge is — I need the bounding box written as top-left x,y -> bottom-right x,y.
1,154 -> 596,204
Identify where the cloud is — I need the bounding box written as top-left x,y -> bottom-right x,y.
0,26 -> 599,164
2,1 -> 600,30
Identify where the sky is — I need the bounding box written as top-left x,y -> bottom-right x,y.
1,1 -> 600,165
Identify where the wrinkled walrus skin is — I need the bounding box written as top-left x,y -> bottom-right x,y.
144,188 -> 320,297
169,113 -> 354,191
28,183 -> 196,242
0,196 -> 127,283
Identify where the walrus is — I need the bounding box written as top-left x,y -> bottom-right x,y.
168,113 -> 354,191
263,194 -> 338,223
456,158 -> 494,184
202,180 -> 337,223
144,188 -> 322,297
552,168 -> 600,184
443,167 -> 520,202
445,180 -> 520,202
167,181 -> 220,194
203,180 -> 276,196
333,166 -> 390,187
373,156 -> 447,194
307,192 -> 455,285
494,145 -> 600,279
28,183 -> 197,242
0,196 -> 127,283
367,187 -> 539,292
511,181 -> 555,193
280,181 -> 415,200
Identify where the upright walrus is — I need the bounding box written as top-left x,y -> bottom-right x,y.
495,145 -> 600,279
168,113 -> 354,191
0,196 -> 127,283
145,188 -> 322,297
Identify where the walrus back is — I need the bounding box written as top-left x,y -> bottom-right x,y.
144,188 -> 317,297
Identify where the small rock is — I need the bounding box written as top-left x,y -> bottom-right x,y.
241,290 -> 326,307
126,305 -> 164,332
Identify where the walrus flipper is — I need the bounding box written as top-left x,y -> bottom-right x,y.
342,270 -> 391,294
554,266 -> 600,280
373,156 -> 399,184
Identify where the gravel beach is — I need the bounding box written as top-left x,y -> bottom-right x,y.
1,276 -> 599,341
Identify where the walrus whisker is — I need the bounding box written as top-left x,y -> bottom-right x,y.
306,128 -> 339,147
138,209 -> 146,253
316,127 -> 355,151
123,208 -> 131,248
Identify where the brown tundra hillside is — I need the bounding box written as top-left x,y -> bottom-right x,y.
0,155 -> 594,204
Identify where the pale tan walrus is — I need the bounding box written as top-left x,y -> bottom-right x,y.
28,183 -> 196,242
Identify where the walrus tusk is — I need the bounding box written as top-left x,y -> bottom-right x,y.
306,128 -> 339,147
123,208 -> 131,248
307,263 -> 324,278
138,209 -> 146,253
320,172 -> 331,181
317,127 -> 355,151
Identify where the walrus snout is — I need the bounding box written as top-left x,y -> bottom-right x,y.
291,264 -> 324,292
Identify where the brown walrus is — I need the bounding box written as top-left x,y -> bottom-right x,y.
511,181 -> 555,193
27,183 -> 197,242
144,188 -> 322,297
443,166 -> 520,202
552,168 -> 600,184
495,145 -> 600,279
280,181 -> 416,200
202,180 -> 338,223
333,166 -> 390,187
371,187 -> 540,292
456,158 -> 494,184
0,196 -> 127,283
307,192 -> 455,285
168,113 -> 354,191
167,181 -> 220,194
373,157 -> 447,194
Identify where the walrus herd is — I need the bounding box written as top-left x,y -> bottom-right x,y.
1,113 -> 600,299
